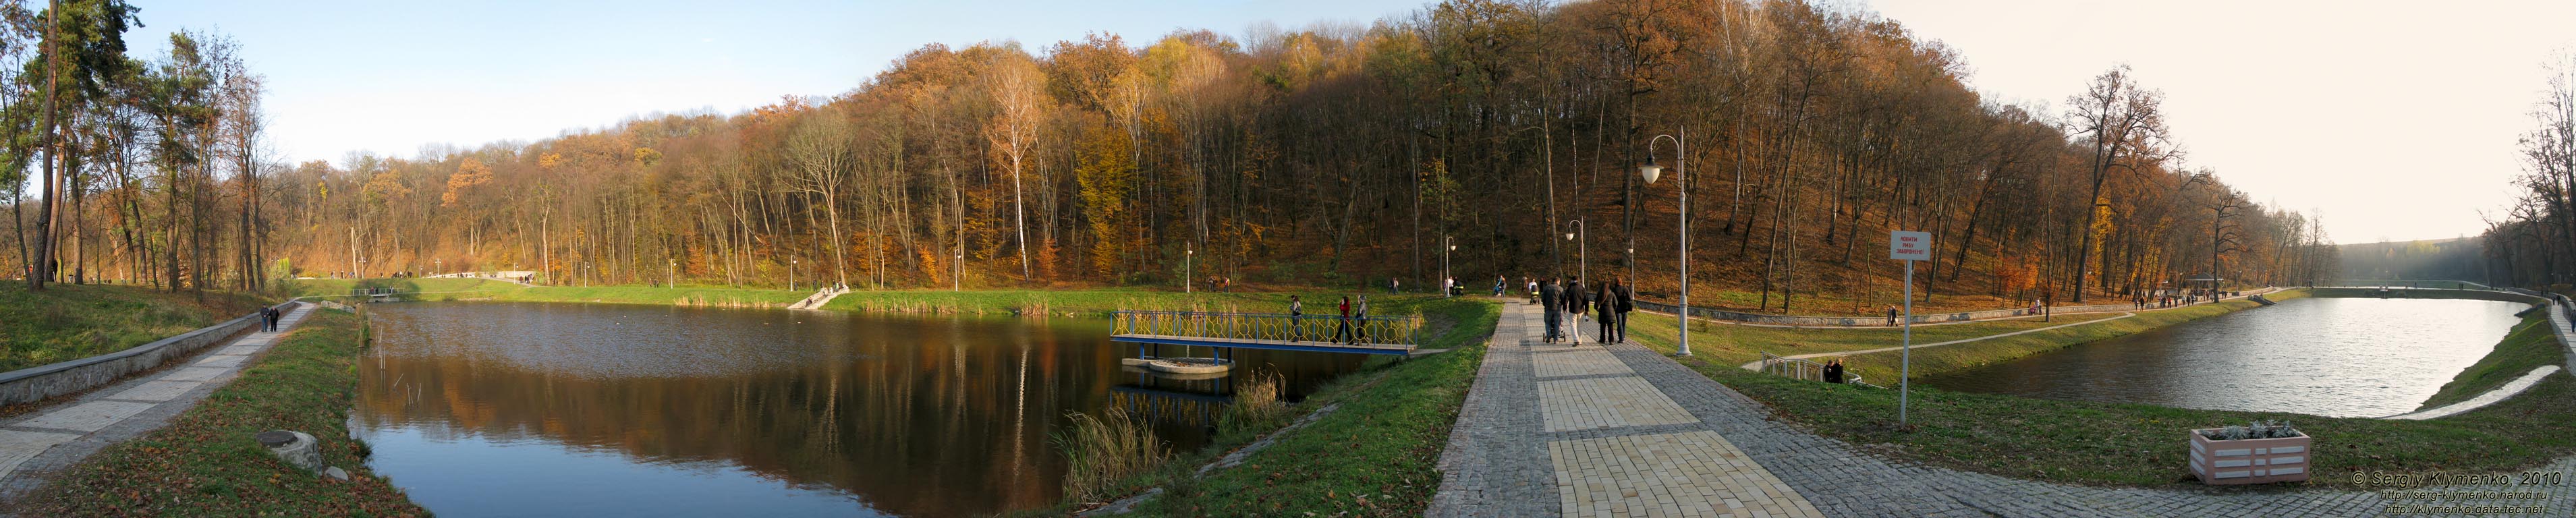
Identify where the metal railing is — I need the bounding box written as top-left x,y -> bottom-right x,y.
1758,351 -> 1882,388
1112,310 -> 1420,347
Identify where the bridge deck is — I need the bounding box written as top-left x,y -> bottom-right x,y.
1112,333 -> 1418,355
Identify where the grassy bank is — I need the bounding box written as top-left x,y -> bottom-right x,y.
288,279 -> 809,307
1622,289 -> 2576,490
1830,290 -> 2307,381
0,283 -> 264,372
2417,311 -> 2565,409
1024,297 -> 1499,517
823,287 -> 1452,317
2303,287 -> 2542,304
1627,312 -> 2127,369
20,309 -> 429,516
293,279 -> 1474,320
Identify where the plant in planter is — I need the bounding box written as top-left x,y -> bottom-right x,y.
2189,420 -> 2309,484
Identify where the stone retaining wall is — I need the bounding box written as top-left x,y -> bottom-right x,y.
0,301 -> 297,406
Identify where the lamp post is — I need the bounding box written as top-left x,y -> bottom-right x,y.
1441,235 -> 1453,296
1564,219 -> 1586,286
790,258 -> 797,292
1185,249 -> 1195,293
1642,129 -> 1689,357
669,260 -> 677,287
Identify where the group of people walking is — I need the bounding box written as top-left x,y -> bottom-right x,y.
1285,294 -> 1374,345
259,306 -> 284,332
1285,274 -> 1633,347
1537,276 -> 1633,345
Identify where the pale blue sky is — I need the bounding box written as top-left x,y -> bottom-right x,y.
120,1 -> 2573,242
127,0 -> 1420,163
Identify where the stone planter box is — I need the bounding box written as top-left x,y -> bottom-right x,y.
2189,428 -> 2310,484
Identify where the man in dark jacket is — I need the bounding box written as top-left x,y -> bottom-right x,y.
1612,279 -> 1635,343
1563,278 -> 1587,345
1540,278 -> 1563,343
1596,282 -> 1617,344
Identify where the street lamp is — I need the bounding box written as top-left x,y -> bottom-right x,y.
790,258 -> 797,291
1564,219 -> 1586,287
1448,241 -> 1459,297
1441,235 -> 1453,296
1185,249 -> 1195,293
1642,129 -> 1690,357
669,260 -> 677,287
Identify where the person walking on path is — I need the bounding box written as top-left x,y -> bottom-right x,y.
1334,296 -> 1354,344
1391,277 -> 1401,294
1556,277 -> 1576,345
1525,278 -> 1538,303
1354,295 -> 1373,344
1612,279 -> 1634,343
1288,295 -> 1305,342
1884,305 -> 1899,326
1540,278 -> 1563,343
1596,282 -> 1617,344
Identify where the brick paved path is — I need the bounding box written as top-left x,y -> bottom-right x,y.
1430,298 -> 2576,517
0,302 -> 316,505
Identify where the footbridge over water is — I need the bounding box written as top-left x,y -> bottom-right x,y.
1109,310 -> 1428,357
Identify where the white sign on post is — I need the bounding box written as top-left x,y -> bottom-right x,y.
1890,231 -> 1932,261
1890,229 -> 1930,426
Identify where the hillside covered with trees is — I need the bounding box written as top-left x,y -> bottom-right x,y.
2341,238 -> 2484,283
9,0 -> 2338,313
2484,55 -> 2576,291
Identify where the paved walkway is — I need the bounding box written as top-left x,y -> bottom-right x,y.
1434,299 -> 1822,517
2386,365 -> 2563,420
0,302 -> 316,503
788,286 -> 848,310
1430,298 -> 2576,517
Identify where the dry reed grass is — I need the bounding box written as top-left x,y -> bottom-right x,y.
1223,371 -> 1291,436
1056,405 -> 1170,503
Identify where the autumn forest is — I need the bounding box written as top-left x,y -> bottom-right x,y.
9,0 -> 2367,312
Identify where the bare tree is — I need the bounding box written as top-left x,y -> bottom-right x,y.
2064,65 -> 2173,302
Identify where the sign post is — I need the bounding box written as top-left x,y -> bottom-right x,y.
1889,230 -> 1932,426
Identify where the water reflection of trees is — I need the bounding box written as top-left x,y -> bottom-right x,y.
357,305 -> 1362,517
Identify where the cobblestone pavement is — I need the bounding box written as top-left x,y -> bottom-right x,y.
1433,298 -> 2576,517
0,303 -> 316,505
1434,299 -> 1821,517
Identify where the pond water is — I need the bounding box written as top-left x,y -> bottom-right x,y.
353,302 -> 1364,517
1919,297 -> 2528,418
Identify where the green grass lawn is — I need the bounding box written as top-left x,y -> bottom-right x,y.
1622,289 -> 2576,490
2415,311 -> 2565,410
1622,310 -> 2127,369
20,308 -> 430,517
0,283 -> 265,372
1826,290 -> 2309,383
823,287 -> 1451,317
1011,297 -> 1499,517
